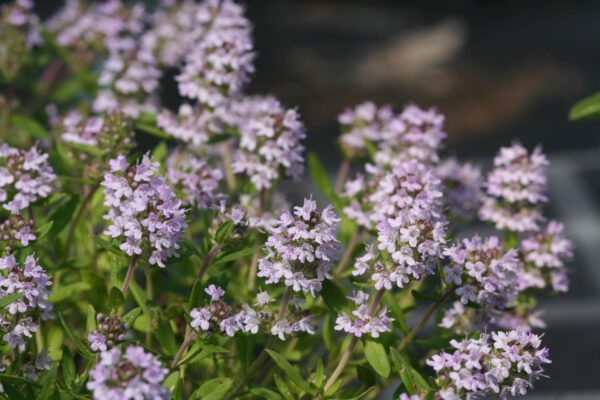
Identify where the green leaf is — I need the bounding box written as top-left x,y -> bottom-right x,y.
265,349 -> 313,393
389,348 -> 430,395
134,122 -> 172,140
331,386 -> 376,400
570,91 -> 600,120
192,378 -> 234,400
86,305 -> 96,332
94,236 -> 122,256
35,221 -> 54,240
49,195 -> 80,236
0,373 -> 35,385
66,142 -> 104,157
411,289 -> 439,303
58,312 -> 90,359
315,359 -> 325,388
10,114 -> 49,139
48,282 -> 91,303
364,340 -> 390,378
154,316 -> 178,356
152,141 -> 168,163
208,132 -> 234,144
308,152 -> 335,201
273,374 -> 295,400
249,387 -> 283,400
61,347 -> 76,388
109,287 -> 125,309
0,292 -> 24,308
122,307 -> 142,327
214,246 -> 260,264
163,371 -> 179,394
321,280 -> 348,313
215,220 -> 234,243
177,343 -> 228,367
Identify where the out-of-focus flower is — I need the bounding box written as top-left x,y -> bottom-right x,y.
437,158 -> 483,221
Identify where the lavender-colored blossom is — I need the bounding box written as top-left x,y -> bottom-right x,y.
102,154 -> 187,267
176,0 -> 254,107
443,236 -> 522,309
480,143 -> 548,232
157,104 -> 220,147
0,254 -> 52,352
167,149 -> 223,209
0,213 -> 35,251
258,198 -> 340,295
337,101 -> 394,159
334,292 -> 393,338
519,220 -> 573,293
226,96 -> 306,190
0,144 -> 56,214
437,158 -> 483,221
353,161 -> 446,289
88,313 -> 128,353
87,345 -> 170,400
427,329 -> 551,399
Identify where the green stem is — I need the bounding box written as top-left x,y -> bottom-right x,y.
171,330 -> 198,370
397,286 -> 455,351
65,181 -> 101,258
222,141 -> 237,193
335,229 -> 361,275
198,245 -> 220,282
320,288 -> 385,395
121,255 -> 139,297
335,158 -> 351,194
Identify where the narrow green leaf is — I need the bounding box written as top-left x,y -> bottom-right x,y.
315,359 -> 325,388
153,316 -> 178,356
265,349 -> 312,393
331,386 -> 376,400
35,221 -> 54,240
122,307 -> 142,327
109,287 -> 125,309
58,312 -> 90,358
48,282 -> 91,303
308,152 -> 335,200
273,374 -> 295,400
66,142 -> 104,157
249,387 -> 283,400
10,114 -> 49,139
214,246 -> 260,264
364,340 -> 390,378
163,371 -> 179,394
134,122 -> 172,139
61,347 -> 76,387
389,348 -> 430,395
0,292 -> 23,308
93,236 -> 122,256
49,195 -> 80,236
192,378 -> 234,400
86,305 -> 96,332
570,91 -> 600,120
356,365 -> 376,387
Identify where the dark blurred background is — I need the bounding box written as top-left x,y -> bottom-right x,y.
26,0 -> 600,397
242,1 -> 600,397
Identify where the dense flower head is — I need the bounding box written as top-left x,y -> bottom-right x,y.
102,154 -> 188,267
88,314 -> 128,353
437,158 -> 483,221
258,198 -> 340,295
167,149 -> 224,209
398,395 -> 421,400
341,163 -> 382,228
45,0 -> 146,56
337,101 -> 394,158
353,161 -> 446,289
190,285 -> 235,334
427,329 -> 551,399
0,254 -> 53,352
157,104 -> 221,147
87,345 -> 170,400
375,104 -> 446,167
480,143 -> 548,232
519,220 -> 573,293
60,112 -> 134,162
227,96 -> 306,190
0,144 -> 56,214
0,213 -> 35,252
443,236 -> 522,310
176,0 -> 254,107
334,291 -> 393,338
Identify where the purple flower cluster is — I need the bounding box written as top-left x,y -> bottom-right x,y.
1,0 -> 40,50
167,150 -> 223,209
88,313 -> 128,353
87,345 -> 170,400
427,329 -> 551,399
519,220 -> 573,293
338,101 -> 394,159
190,285 -> 239,335
0,255 -> 53,352
334,291 -> 393,338
0,144 -> 56,214
227,96 -> 306,190
157,104 -> 220,147
102,155 -> 187,267
443,236 -> 521,309
176,0 -> 254,107
258,198 -> 340,295
480,143 -> 548,232
337,103 -> 446,166
353,161 -> 446,289
0,213 -> 35,251
436,158 -> 483,221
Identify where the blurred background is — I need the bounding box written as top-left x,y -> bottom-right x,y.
242,1 -> 600,398
24,0 -> 600,397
